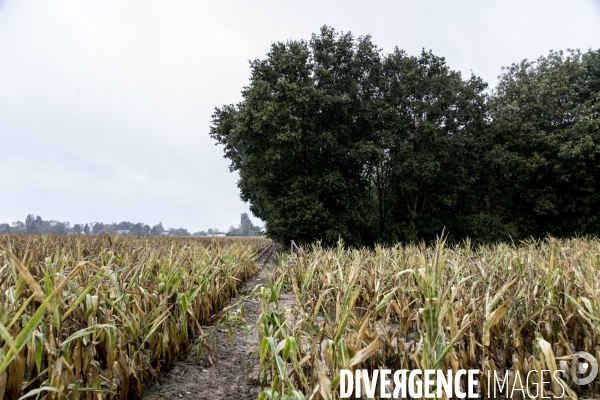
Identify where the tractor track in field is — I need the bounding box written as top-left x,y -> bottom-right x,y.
145,241 -> 291,400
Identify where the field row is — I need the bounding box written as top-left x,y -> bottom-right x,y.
0,235 -> 272,399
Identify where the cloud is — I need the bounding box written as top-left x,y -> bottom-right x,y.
0,0 -> 598,231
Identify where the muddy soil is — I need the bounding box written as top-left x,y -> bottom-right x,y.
144,243 -> 295,400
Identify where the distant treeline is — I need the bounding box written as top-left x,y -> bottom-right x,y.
0,215 -> 203,236
211,26 -> 600,245
0,213 -> 262,237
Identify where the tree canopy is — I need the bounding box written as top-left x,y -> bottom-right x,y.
488,49 -> 600,238
211,27 -> 600,245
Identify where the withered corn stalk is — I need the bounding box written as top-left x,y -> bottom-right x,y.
0,234 -> 272,399
257,237 -> 600,399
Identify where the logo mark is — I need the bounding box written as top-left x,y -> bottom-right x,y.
571,351 -> 598,385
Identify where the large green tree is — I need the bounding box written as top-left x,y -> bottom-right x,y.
210,27 -> 492,245
211,26 -> 599,245
211,27 -> 380,245
374,49 -> 491,242
489,49 -> 600,237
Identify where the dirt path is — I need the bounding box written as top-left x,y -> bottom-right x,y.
144,242 -> 288,400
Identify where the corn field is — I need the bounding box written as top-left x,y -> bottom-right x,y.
0,234 -> 272,399
257,237 -> 600,399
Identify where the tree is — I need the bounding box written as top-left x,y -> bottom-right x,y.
73,224 -> 83,234
211,27 -> 383,245
25,214 -> 44,234
239,213 -> 254,235
52,222 -> 67,234
24,215 -> 46,234
25,214 -> 34,234
92,223 -> 105,235
169,228 -> 191,236
374,49 -> 490,242
116,221 -> 131,231
228,213 -> 262,236
489,49 -> 600,238
151,222 -> 165,236
226,225 -> 237,236
210,26 -> 492,245
83,224 -> 91,235
129,223 -> 150,236
11,221 -> 25,234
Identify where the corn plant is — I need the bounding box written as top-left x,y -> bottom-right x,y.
255,237 -> 600,399
0,234 -> 272,399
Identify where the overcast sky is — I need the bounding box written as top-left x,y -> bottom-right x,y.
1,0 -> 599,232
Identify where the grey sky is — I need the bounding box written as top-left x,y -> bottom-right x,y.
1,0 -> 599,232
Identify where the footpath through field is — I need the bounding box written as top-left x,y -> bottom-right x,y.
145,242 -> 294,400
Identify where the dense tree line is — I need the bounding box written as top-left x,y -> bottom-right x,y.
210,26 -> 600,245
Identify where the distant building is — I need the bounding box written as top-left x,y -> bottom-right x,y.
209,232 -> 226,237
159,231 -> 170,236
115,230 -> 129,235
